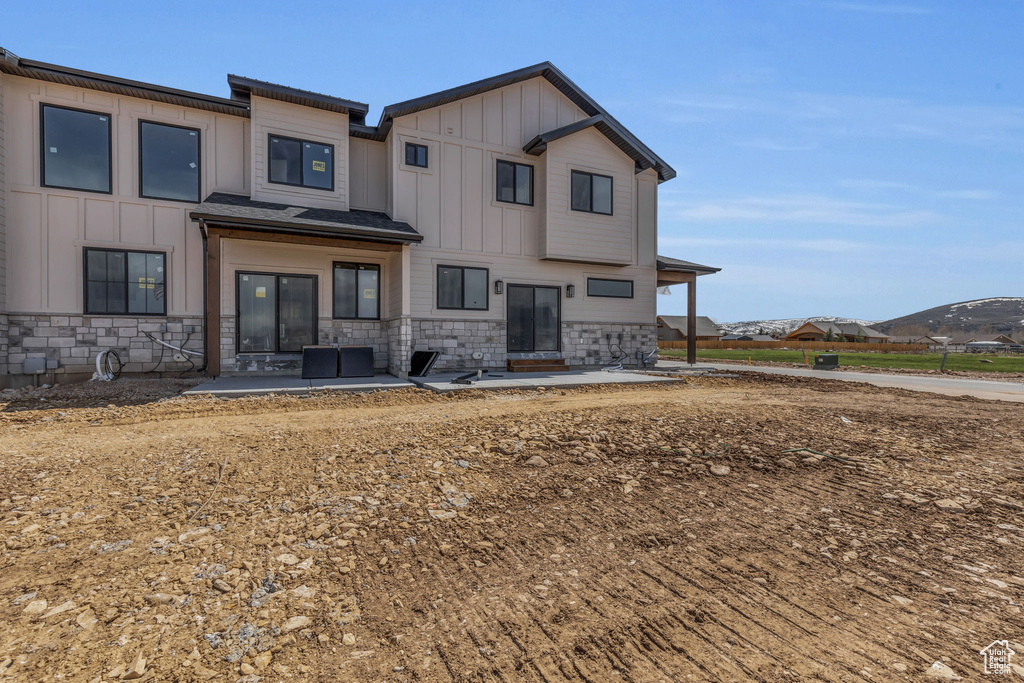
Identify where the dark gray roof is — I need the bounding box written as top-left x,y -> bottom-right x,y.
522,114 -> 670,181
227,74 -> 368,123
0,47 -> 249,118
656,255 -> 722,275
658,315 -> 722,337
721,334 -> 776,342
367,62 -> 675,182
190,193 -> 422,244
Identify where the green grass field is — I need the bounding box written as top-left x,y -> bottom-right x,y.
660,348 -> 1024,373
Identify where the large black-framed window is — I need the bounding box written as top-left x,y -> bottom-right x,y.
41,104 -> 112,194
586,277 -> 633,298
405,142 -> 428,168
570,170 -> 613,215
437,265 -> 488,310
496,160 -> 533,205
236,272 -> 318,354
140,120 -> 201,203
333,262 -> 380,320
268,134 -> 334,190
84,248 -> 166,315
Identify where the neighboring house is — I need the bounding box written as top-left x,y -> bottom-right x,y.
888,334 -> 945,346
720,333 -> 775,342
784,322 -> 889,343
0,47 -> 719,386
657,315 -> 722,342
949,333 -> 1016,345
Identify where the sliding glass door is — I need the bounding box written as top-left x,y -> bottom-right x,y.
507,285 -> 560,352
237,272 -> 317,353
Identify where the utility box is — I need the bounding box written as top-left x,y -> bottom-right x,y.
814,354 -> 839,370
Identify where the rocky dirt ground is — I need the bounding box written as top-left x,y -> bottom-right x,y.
1,374 -> 1022,682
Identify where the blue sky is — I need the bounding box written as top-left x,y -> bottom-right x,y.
5,1 -> 1022,322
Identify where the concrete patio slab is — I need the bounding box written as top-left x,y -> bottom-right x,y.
407,369 -> 683,392
183,374 -> 415,397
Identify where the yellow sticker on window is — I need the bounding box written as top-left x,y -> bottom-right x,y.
311,160 -> 326,172
138,277 -> 155,290
256,286 -> 267,298
363,289 -> 376,299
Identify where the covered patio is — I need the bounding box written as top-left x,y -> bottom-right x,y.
656,255 -> 722,365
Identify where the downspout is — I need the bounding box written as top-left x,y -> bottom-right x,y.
198,219 -> 209,375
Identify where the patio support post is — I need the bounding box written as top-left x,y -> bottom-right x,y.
687,279 -> 697,365
206,231 -> 222,377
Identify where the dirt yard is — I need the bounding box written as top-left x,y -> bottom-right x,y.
1,374 -> 1022,682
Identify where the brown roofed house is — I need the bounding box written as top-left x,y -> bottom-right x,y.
658,316 -> 722,342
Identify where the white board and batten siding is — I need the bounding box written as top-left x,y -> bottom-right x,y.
3,74 -> 249,316
250,95 -> 349,211
386,76 -> 659,325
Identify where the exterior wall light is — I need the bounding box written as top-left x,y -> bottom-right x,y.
566,283 -> 576,298
494,279 -> 504,295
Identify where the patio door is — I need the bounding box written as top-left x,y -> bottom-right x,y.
237,272 -> 317,353
507,285 -> 560,352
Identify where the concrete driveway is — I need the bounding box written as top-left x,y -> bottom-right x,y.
659,360 -> 1024,403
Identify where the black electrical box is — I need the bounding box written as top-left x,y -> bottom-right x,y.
339,346 -> 375,377
814,353 -> 839,370
301,346 -> 339,379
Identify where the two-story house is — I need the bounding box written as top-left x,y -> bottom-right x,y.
0,47 -> 718,387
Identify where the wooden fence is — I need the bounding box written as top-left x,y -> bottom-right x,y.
659,340 -> 930,353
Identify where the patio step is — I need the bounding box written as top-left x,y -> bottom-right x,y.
506,358 -> 570,373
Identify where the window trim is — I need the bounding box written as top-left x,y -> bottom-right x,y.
495,159 -> 534,206
138,119 -> 202,203
405,142 -> 429,169
82,247 -> 168,316
235,271 -> 319,354
40,103 -> 114,195
332,261 -> 381,320
570,170 -> 614,216
266,133 -> 336,192
436,264 -> 490,311
586,277 -> 634,299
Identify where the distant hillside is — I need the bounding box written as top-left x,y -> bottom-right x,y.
717,316 -> 878,337
876,297 -> 1024,335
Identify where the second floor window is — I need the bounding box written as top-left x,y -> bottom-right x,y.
269,135 -> 334,190
405,142 -> 428,168
571,170 -> 613,215
42,104 -> 111,193
437,265 -> 488,310
85,248 -> 166,315
496,160 -> 533,205
333,263 -> 380,319
140,121 -> 200,202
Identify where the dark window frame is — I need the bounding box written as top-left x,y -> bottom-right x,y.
436,264 -> 490,311
266,133 -> 336,191
138,119 -> 202,203
586,277 -> 634,299
495,159 -> 534,206
235,270 -> 319,355
82,247 -> 167,316
405,142 -> 429,168
570,170 -> 614,215
332,261 -> 381,320
40,103 -> 113,195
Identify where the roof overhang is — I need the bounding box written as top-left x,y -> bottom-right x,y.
0,47 -> 249,118
523,114 -> 670,180
373,62 -> 675,182
227,74 -> 368,123
190,193 -> 422,245
656,255 -> 721,275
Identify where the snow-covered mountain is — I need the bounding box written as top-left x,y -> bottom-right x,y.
715,316 -> 879,337
876,297 -> 1024,334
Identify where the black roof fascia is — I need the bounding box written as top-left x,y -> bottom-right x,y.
375,61 -> 676,182
0,49 -> 249,118
227,74 -> 368,122
191,214 -> 422,245
523,114 -> 668,177
656,255 -> 721,275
